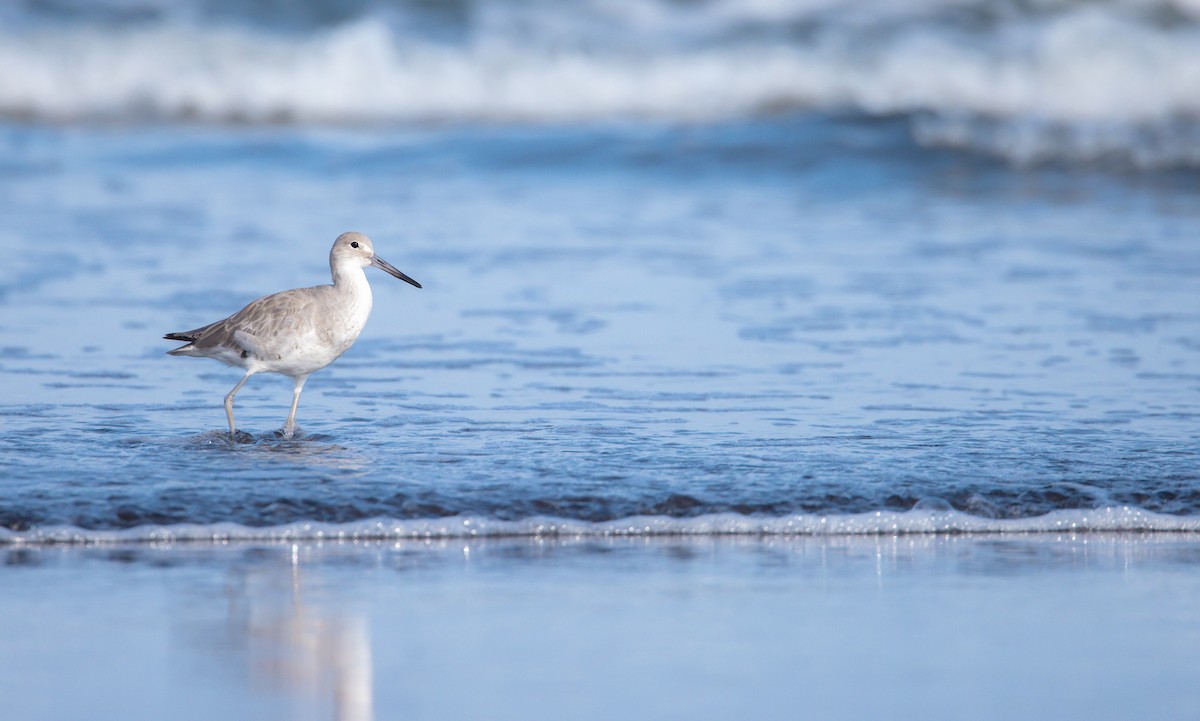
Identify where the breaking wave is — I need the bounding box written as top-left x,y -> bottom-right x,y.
1,0 -> 1198,166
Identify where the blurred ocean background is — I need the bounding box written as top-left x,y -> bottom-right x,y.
2,0 -> 1199,540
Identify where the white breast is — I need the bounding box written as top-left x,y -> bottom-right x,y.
252,273 -> 374,378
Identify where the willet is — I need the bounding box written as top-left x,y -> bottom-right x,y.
164,231 -> 421,438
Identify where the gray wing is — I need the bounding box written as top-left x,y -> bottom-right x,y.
170,286 -> 332,358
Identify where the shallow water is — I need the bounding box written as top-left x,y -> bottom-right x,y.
2,115 -> 1199,537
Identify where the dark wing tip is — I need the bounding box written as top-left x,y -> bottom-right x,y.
163,332 -> 196,342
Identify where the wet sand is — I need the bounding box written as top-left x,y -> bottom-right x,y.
4,533 -> 1200,721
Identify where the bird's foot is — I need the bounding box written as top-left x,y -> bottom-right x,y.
228,429 -> 255,444
278,423 -> 300,439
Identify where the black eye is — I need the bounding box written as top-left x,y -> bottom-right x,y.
351,241 -> 360,248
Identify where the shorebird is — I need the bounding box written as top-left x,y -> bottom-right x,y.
164,231 -> 421,438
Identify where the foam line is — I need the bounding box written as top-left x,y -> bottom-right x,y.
4,507 -> 1200,546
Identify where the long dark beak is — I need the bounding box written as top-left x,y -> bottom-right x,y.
370,255 -> 422,288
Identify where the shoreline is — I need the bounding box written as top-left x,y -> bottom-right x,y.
6,506 -> 1200,546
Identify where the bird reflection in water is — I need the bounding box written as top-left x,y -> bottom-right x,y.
215,543 -> 374,721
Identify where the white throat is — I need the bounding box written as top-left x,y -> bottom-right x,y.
331,261 -> 374,332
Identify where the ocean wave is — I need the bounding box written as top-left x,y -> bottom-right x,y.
2,2 -> 1198,166
4,507 -> 1200,546
2,12 -> 1196,122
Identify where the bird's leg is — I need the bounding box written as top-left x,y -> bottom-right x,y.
224,371 -> 256,437
283,375 -> 309,438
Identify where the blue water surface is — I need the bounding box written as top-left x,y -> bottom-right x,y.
1,115 -> 1198,537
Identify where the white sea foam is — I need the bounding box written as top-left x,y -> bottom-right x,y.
0,9 -> 1194,123
2,2 -> 1197,166
4,508 -> 1200,546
